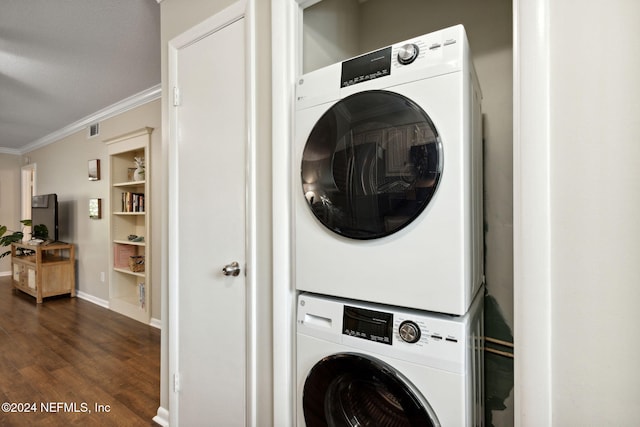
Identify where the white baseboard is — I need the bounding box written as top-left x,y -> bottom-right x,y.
76,290 -> 162,330
9,285 -> 162,329
149,317 -> 162,329
75,290 -> 110,309
153,406 -> 169,427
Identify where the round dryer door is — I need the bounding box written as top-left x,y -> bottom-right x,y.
302,353 -> 440,427
301,90 -> 443,240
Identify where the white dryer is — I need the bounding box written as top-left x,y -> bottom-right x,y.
296,290 -> 484,426
294,25 -> 483,315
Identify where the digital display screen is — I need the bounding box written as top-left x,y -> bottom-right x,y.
341,47 -> 392,88
343,305 -> 393,345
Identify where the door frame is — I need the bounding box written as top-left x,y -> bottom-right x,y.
21,163 -> 36,239
271,0 -> 551,425
167,1 -> 259,425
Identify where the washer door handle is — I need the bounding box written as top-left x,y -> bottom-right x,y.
222,261 -> 241,276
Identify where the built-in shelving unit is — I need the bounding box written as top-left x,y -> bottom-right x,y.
104,127 -> 152,324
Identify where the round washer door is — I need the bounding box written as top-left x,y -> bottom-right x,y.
301,90 -> 443,240
302,353 -> 441,427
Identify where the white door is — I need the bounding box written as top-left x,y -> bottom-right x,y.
169,14 -> 247,427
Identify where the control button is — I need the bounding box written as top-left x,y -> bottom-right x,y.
398,320 -> 421,343
443,39 -> 457,46
429,43 -> 441,50
397,43 -> 420,65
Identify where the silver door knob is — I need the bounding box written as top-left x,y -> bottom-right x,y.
222,261 -> 241,276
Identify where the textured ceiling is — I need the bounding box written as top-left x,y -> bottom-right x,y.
0,0 -> 160,152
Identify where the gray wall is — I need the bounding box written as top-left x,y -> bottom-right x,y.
24,99 -> 162,320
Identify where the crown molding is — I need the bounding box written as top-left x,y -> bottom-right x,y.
0,147 -> 21,155
16,84 -> 161,155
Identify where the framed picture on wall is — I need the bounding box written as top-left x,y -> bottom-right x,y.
88,159 -> 100,181
89,198 -> 102,219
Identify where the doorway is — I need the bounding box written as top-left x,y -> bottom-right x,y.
21,163 -> 36,239
272,0 -> 513,425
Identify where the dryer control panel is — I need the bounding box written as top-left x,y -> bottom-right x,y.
338,24 -> 464,89
296,24 -> 470,111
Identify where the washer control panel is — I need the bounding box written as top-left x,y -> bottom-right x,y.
342,304 -> 461,346
343,304 -> 394,345
298,292 -> 476,373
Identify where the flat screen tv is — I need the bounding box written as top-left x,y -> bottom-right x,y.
31,193 -> 59,241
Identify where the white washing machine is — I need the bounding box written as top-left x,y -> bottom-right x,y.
296,290 -> 484,426
294,25 -> 483,315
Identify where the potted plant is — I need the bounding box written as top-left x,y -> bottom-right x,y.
0,220 -> 31,258
133,156 -> 145,181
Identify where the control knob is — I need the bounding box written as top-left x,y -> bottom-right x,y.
397,43 -> 419,65
398,320 -> 421,343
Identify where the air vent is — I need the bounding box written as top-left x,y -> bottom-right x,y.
88,122 -> 100,138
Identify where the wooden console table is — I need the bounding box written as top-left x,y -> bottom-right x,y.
11,242 -> 76,303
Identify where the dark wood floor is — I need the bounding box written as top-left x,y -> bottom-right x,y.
0,276 -> 160,426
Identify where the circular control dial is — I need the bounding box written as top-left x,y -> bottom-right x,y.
398,320 -> 421,343
397,43 -> 419,65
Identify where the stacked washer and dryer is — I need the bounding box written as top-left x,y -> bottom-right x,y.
294,25 -> 484,426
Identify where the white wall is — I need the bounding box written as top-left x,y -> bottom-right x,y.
515,0 -> 640,425
548,0 -> 640,424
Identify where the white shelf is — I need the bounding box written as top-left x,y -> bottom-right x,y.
113,212 -> 146,216
113,239 -> 146,246
113,267 -> 146,278
113,180 -> 145,187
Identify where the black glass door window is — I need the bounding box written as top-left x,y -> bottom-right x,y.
301,90 -> 442,240
302,353 -> 440,427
